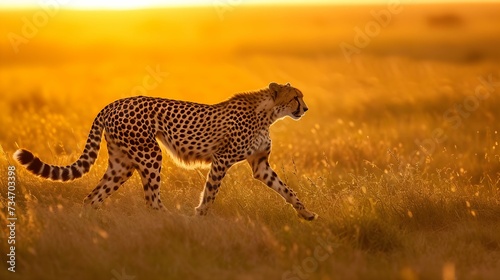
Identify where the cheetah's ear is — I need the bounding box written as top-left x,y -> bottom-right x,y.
285,82 -> 291,86
269,82 -> 281,99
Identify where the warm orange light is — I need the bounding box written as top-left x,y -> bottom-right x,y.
58,0 -> 222,9
2,0 -> 498,10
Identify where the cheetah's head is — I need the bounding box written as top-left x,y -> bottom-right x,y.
269,82 -> 308,120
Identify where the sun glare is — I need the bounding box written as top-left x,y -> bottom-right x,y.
1,0 -> 217,9
67,0 -> 161,10
63,0 -> 214,9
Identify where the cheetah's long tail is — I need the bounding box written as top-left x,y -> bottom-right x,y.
13,114 -> 105,182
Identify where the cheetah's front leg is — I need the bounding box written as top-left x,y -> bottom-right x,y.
195,159 -> 230,216
248,153 -> 318,220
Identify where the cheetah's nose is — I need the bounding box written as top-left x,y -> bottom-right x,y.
303,107 -> 308,112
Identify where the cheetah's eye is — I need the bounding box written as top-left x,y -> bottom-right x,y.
287,96 -> 299,106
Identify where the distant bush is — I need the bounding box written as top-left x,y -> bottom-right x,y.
427,13 -> 465,28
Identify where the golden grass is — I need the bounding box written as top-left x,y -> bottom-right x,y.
1,4 -> 500,280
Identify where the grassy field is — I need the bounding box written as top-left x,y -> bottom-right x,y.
1,3 -> 500,280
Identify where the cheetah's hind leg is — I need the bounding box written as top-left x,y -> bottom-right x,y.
83,139 -> 135,209
132,140 -> 166,210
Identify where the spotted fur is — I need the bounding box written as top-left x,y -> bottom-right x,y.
13,82 -> 317,220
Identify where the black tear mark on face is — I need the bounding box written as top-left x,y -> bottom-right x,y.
292,97 -> 301,116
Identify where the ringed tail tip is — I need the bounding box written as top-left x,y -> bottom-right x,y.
13,149 -> 34,166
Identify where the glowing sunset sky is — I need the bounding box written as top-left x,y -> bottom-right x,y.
0,0 -> 498,10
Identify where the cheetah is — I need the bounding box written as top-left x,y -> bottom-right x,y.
13,82 -> 318,220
